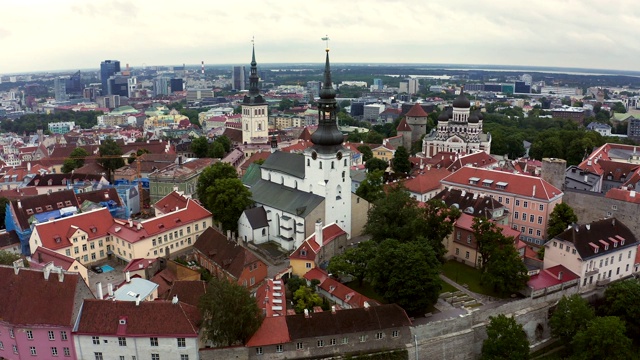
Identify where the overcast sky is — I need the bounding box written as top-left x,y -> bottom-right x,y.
3,0 -> 640,74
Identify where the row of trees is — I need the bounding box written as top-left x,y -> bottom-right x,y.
1,110 -> 101,134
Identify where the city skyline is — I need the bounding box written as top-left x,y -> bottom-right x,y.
3,0 -> 640,74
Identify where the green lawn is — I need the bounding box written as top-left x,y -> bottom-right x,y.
439,280 -> 458,294
344,280 -> 386,304
441,260 -> 505,298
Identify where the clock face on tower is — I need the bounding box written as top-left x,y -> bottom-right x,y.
336,151 -> 343,160
311,151 -> 318,160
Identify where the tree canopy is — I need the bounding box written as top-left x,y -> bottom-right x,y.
199,277 -> 262,346
602,279 -> 640,341
571,316 -> 633,360
293,284 -> 323,314
327,240 -> 377,286
549,294 -> 595,347
191,137 -> 209,158
197,163 -> 251,231
547,203 -> 578,240
392,146 -> 411,174
354,170 -> 384,203
0,250 -> 25,266
357,145 -> 373,162
365,157 -> 388,173
480,314 -> 530,360
98,137 -> 124,182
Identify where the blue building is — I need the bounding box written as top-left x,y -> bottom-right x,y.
100,60 -> 121,94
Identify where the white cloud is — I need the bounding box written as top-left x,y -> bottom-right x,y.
2,0 -> 640,73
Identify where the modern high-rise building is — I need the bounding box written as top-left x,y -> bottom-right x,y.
170,78 -> 184,93
107,74 -> 129,97
373,78 -> 383,90
100,60 -> 121,94
232,65 -> 246,91
53,77 -> 68,102
65,70 -> 82,94
153,76 -> 170,97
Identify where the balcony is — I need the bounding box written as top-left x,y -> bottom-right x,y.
584,268 -> 599,276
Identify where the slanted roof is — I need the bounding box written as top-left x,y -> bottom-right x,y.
285,303 -> 411,340
553,218 -> 637,260
251,180 -> 324,218
433,188 -> 505,219
401,168 -> 450,195
113,278 -> 159,301
153,191 -> 189,214
261,151 -> 305,179
527,265 -> 579,291
0,266 -> 87,326
246,316 -> 290,347
192,227 -> 262,280
167,280 -> 207,308
76,188 -> 123,208
10,190 -> 79,230
396,118 -> 412,132
74,299 -> 200,336
34,208 -> 114,250
0,230 -> 20,249
242,163 -> 263,187
30,246 -> 76,270
244,207 -> 269,229
405,103 -> 429,117
123,258 -> 157,273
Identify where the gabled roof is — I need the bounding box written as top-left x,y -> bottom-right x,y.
0,230 -> 20,249
34,208 -> 114,250
285,303 -> 411,340
192,227 -> 262,280
74,299 -> 200,336
298,127 -> 313,141
251,180 -> 324,219
304,268 -> 372,308
10,190 -> 79,230
244,206 -> 269,229
553,218 -> 637,260
401,168 -> 450,195
605,188 -> 640,204
261,151 -> 305,179
441,167 -> 562,201
153,191 -> 189,214
255,278 -> 287,318
396,118 -> 412,132
123,258 -> 157,273
290,223 -> 347,261
240,152 -> 271,172
0,266 -> 88,326
30,246 -> 76,270
447,151 -> 497,172
26,173 -> 105,187
246,316 -> 290,347
433,188 -> 505,219
167,280 -> 207,308
405,103 -> 429,117
76,188 -> 123,208
527,265 -> 579,291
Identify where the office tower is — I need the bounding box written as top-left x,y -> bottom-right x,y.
100,60 -> 121,94
107,74 -> 129,97
65,70 -> 82,94
170,78 -> 184,93
53,77 -> 68,102
153,76 -> 170,96
373,78 -> 383,90
408,78 -> 419,95
232,65 -> 246,91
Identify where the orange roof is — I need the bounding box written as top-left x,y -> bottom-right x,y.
605,188 -> 640,204
405,103 -> 429,117
153,191 -> 190,214
290,224 -> 346,261
396,118 -> 412,132
447,151 -> 497,172
34,208 -> 114,250
30,246 -> 76,270
441,167 -> 562,201
401,168 -> 450,195
303,268 -> 373,308
245,316 -> 290,347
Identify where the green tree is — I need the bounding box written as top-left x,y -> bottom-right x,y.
196,163 -> 238,201
416,199 -> 460,262
191,136 -> 209,158
327,240 -> 377,286
69,147 -> 89,167
278,98 -> 294,111
286,275 -> 307,297
549,295 -> 594,347
547,203 -> 578,239
473,217 -> 509,272
357,145 -> 373,162
61,159 -> 78,174
392,146 -> 411,174
482,244 -> 529,295
571,317 -> 633,360
202,178 -> 252,231
481,314 -> 530,360
365,157 -> 388,173
208,141 -> 225,158
97,137 -> 124,182
215,135 -> 232,153
0,250 -> 24,266
602,279 -> 640,341
364,184 -> 420,243
364,131 -> 383,144
0,197 -> 8,229
293,285 -> 323,314
199,277 -> 262,346
355,170 -> 384,203
369,239 -> 441,315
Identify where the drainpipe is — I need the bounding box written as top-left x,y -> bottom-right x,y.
414,334 -> 418,360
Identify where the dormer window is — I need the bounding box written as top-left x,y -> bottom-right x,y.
469,177 -> 480,185
119,319 -> 126,325
26,209 -> 34,215
300,250 -> 307,257
621,240 -> 625,246
35,207 -> 42,213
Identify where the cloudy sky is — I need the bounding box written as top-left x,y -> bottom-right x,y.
3,0 -> 640,74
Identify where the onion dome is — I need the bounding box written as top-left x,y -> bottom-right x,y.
438,110 -> 450,121
452,87 -> 470,108
468,113 -> 479,123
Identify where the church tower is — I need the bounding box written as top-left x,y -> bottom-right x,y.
304,46 -> 352,235
241,43 -> 269,145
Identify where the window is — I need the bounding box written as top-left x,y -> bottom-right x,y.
619,253 -> 623,261
306,262 -> 312,269
63,347 -> 70,357
559,243 -> 563,250
330,338 -> 336,345
151,355 -> 159,360
455,248 -> 459,256
537,230 -> 542,237
177,338 -> 186,348
49,331 -> 55,340
296,342 -> 303,350
465,251 -> 470,259
90,242 -> 95,250
150,337 -> 158,346
120,357 -> 125,360
30,347 -> 37,356
572,249 -> 577,254
152,239 -> 156,246
13,344 -> 18,354
466,235 -> 472,244
522,213 -> 527,222
523,201 -> 528,208
528,228 -> 533,235
66,249 -> 71,256
617,267 -> 620,275
515,199 -> 520,206
342,337 -> 349,344
256,347 -> 263,355
276,344 -> 283,353
82,244 -> 87,251
317,340 -> 324,347
498,196 -> 503,203
505,198 -> 510,204
375,332 -> 384,340
52,347 -> 58,356
118,337 -> 126,346
392,330 -> 399,337
514,211 -> 519,219
27,330 -> 33,339
94,353 -> 103,360
538,216 -> 543,224
180,356 -> 189,360
360,335 -> 367,342
539,204 -> 544,211
529,215 -> 534,222
566,246 -> 570,252
456,231 -> 461,240
0,341 -> 3,350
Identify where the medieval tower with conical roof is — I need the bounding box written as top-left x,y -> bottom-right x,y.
422,87 -> 491,158
303,46 -> 352,234
241,44 -> 269,145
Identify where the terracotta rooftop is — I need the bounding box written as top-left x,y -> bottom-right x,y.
192,227 -> 262,280
405,103 -> 429,117
400,168 -> 450,195
396,118 -> 412,132
123,258 -> 157,273
30,246 -> 76,271
33,208 -> 114,250
10,190 -> 79,230
527,265 -> 579,291
153,190 -> 190,214
605,188 -> 640,204
167,280 -> 207,308
246,316 -> 290,347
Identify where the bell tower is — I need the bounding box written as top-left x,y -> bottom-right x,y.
241,41 -> 268,145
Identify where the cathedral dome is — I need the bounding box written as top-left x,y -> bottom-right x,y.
438,110 -> 450,121
452,91 -> 470,108
468,113 -> 479,123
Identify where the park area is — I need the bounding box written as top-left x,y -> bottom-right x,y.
441,260 -> 506,299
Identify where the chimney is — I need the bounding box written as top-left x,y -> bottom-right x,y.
226,230 -> 231,241
43,262 -> 54,280
178,156 -> 182,166
135,296 -> 141,306
631,190 -> 636,198
558,271 -> 563,280
586,224 -> 591,231
17,200 -> 21,209
96,282 -> 103,299
57,268 -> 64,282
315,220 -> 323,248
125,271 -> 131,283
128,219 -> 133,227
137,223 -> 141,230
107,283 -> 114,297
304,309 -> 310,318
584,174 -> 588,183
13,258 -> 24,275
532,185 -> 536,197
27,162 -> 31,172
364,301 -> 370,310
172,295 -> 179,304
331,305 -> 336,314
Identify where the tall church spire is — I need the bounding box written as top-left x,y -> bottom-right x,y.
243,41 -> 264,104
311,47 -> 344,151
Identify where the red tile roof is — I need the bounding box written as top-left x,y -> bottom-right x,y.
123,258 -> 157,273
246,316 -> 290,347
527,265 -> 579,291
75,299 -> 200,336
396,118 -> 412,132
34,208 -> 114,250
111,199 -> 211,243
0,266 -> 88,326
255,278 -> 287,317
30,246 -> 76,270
303,268 -> 374,309
167,280 -> 207,308
192,227 -> 263,280
153,191 -> 190,214
405,103 -> 429,117
441,167 -> 562,201
400,168 -> 450,195
447,151 -> 497,172
605,188 -> 640,204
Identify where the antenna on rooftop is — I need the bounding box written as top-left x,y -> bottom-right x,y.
321,35 -> 330,51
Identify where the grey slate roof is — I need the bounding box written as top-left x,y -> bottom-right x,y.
251,179 -> 323,218
554,218 -> 637,261
244,206 -> 268,229
261,151 -> 305,179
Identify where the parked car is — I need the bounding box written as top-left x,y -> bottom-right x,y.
91,265 -> 103,274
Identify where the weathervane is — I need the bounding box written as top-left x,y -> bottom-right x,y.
251,36 -> 254,45
322,35 -> 330,52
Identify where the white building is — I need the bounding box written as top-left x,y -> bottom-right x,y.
543,218 -> 638,291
